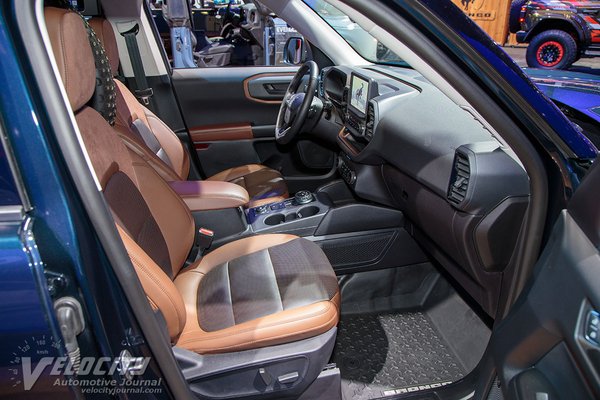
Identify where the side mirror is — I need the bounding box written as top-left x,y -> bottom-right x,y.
284,37 -> 305,65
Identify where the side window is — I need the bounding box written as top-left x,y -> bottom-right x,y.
149,0 -> 310,68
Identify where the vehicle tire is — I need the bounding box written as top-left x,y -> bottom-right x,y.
526,30 -> 577,69
509,0 -> 527,34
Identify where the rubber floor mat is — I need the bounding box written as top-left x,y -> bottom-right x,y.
332,311 -> 465,400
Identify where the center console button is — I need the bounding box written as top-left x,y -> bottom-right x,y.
255,205 -> 269,215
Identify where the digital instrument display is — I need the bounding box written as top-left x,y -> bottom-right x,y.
350,75 -> 369,114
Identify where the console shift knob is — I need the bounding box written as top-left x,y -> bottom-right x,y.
294,190 -> 313,205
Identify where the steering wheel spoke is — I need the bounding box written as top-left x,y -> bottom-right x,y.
275,61 -> 319,145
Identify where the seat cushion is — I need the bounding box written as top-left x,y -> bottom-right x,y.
207,164 -> 289,205
174,234 -> 339,354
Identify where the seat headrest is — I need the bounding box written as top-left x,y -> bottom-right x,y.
45,7 -> 96,111
89,18 -> 120,76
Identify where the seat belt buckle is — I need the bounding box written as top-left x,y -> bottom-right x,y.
197,228 -> 214,254
135,88 -> 154,106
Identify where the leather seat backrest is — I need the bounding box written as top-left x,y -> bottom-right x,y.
46,7 -> 194,340
88,18 -> 191,182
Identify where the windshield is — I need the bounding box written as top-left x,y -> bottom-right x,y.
304,0 -> 406,66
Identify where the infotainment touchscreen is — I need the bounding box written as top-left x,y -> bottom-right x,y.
350,75 -> 369,114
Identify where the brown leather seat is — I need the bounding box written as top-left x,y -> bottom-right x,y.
46,7 -> 338,354
88,18 -> 288,207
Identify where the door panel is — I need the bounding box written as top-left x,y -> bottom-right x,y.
491,162 -> 600,399
194,138 -> 336,186
172,66 -> 337,186
172,67 -> 297,129
196,140 -> 263,177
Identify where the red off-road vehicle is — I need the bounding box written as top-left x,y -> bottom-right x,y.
510,0 -> 600,69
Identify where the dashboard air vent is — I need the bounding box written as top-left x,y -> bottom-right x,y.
365,103 -> 375,140
342,87 -> 349,106
448,152 -> 470,205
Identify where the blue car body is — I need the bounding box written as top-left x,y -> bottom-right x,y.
0,0 -> 597,397
526,68 -> 600,125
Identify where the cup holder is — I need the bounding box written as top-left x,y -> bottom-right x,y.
297,206 -> 320,218
264,214 -> 285,226
263,207 -> 320,226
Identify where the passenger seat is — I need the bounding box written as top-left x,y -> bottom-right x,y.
45,4 -> 338,373
88,18 -> 288,207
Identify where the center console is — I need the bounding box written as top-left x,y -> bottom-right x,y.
183,180 -> 427,275
242,183 -> 426,274
247,191 -> 330,237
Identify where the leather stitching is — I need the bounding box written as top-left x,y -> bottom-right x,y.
178,298 -> 337,346
179,302 -> 338,352
129,249 -> 185,334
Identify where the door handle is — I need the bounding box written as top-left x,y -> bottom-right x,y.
263,83 -> 288,95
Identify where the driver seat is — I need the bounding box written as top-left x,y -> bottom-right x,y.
89,18 -> 288,207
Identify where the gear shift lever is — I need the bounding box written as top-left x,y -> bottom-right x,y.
294,190 -> 313,205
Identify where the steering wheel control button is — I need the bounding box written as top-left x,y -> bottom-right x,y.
294,191 -> 313,205
585,310 -> 600,346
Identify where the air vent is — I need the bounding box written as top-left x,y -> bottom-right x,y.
342,87 -> 349,106
365,103 -> 375,140
448,152 -> 470,205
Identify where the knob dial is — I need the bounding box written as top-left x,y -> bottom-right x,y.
294,191 -> 313,205
255,205 -> 269,215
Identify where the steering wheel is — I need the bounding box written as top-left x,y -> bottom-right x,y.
275,61 -> 319,145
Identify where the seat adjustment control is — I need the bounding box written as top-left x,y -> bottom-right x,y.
258,368 -> 272,386
277,371 -> 299,384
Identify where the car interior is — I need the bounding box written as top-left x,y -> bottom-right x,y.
38,0 -> 537,399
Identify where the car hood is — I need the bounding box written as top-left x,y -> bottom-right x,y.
526,68 -> 600,124
414,0 -> 597,159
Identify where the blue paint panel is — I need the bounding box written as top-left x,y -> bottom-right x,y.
0,144 -> 20,206
0,221 -> 70,397
0,4 -> 76,397
0,223 -> 48,333
525,68 -> 600,124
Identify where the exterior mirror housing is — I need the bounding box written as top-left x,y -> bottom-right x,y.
284,37 -> 305,65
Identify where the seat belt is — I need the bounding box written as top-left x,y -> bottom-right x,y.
185,228 -> 214,267
131,119 -> 172,167
120,24 -> 155,109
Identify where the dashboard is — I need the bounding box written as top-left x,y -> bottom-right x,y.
316,65 -> 531,316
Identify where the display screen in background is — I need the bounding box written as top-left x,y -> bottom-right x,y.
350,75 -> 369,114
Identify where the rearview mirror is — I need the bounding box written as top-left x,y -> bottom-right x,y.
284,37 -> 305,65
